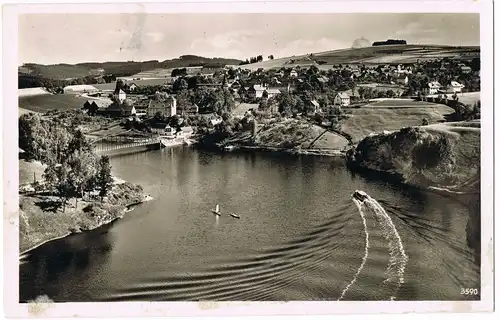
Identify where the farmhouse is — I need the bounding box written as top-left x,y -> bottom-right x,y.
63,84 -> 99,94
147,96 -> 177,117
82,100 -> 110,115
334,92 -> 350,106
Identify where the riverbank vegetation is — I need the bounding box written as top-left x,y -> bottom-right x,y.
19,112 -> 148,252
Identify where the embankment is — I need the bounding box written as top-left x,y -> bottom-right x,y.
345,121 -> 481,261
19,181 -> 151,254
201,118 -> 349,154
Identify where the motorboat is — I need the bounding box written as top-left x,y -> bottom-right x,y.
230,213 -> 240,219
353,190 -> 369,201
212,204 -> 221,216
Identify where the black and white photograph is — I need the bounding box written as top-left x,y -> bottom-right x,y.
2,0 -> 495,317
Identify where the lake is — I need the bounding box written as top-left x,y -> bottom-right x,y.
19,147 -> 480,301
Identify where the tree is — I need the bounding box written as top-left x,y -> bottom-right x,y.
173,78 -> 188,92
67,150 -> 98,207
268,55 -> 274,60
97,156 -> 113,203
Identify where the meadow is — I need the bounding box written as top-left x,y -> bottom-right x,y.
243,44 -> 479,70
340,100 -> 455,143
19,94 -> 89,113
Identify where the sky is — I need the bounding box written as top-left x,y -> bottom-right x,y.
18,13 -> 480,65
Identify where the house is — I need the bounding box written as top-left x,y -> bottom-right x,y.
290,70 -> 298,78
309,100 -> 321,114
428,81 -> 441,95
163,125 -> 176,137
460,66 -> 472,74
315,75 -> 329,84
147,96 -> 177,117
450,81 -> 465,93
247,84 -> 268,99
265,88 -> 281,99
151,122 -> 170,135
210,117 -> 223,126
334,92 -> 350,106
102,101 -> 135,117
83,100 -> 110,115
179,126 -> 194,138
121,104 -> 136,116
114,89 -> 127,103
395,74 -> 409,85
128,83 -> 139,92
183,104 -> 199,115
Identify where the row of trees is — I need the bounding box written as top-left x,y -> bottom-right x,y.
19,74 -> 117,91
19,113 -> 114,212
239,55 -> 264,65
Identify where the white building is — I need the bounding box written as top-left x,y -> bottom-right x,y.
428,81 -> 441,95
114,89 -> 127,103
129,83 -> 139,92
334,92 -> 350,106
290,70 -> 298,78
63,84 -> 99,94
450,81 -> 465,93
265,88 -> 281,99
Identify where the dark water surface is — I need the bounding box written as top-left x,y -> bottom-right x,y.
20,147 -> 480,301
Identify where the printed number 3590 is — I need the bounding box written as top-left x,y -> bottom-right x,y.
461,288 -> 479,295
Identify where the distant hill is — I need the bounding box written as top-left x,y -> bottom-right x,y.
19,56 -> 243,80
237,44 -> 480,70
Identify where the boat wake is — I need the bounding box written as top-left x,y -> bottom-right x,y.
344,190 -> 409,301
338,199 -> 369,300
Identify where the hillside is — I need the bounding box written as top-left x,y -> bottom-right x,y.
345,121 -> 480,193
19,56 -> 243,80
207,118 -> 349,152
339,99 -> 456,143
241,44 -> 480,70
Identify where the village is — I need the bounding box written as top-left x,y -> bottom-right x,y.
69,55 -> 479,146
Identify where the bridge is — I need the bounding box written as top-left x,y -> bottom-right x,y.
93,136 -> 160,155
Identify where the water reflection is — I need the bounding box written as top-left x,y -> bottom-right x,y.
20,224 -> 114,302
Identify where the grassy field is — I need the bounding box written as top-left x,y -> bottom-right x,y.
426,91 -> 480,106
243,44 -> 479,70
341,101 -> 455,143
19,94 -> 89,113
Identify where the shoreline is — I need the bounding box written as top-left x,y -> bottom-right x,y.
19,176 -> 153,258
220,144 -> 347,157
